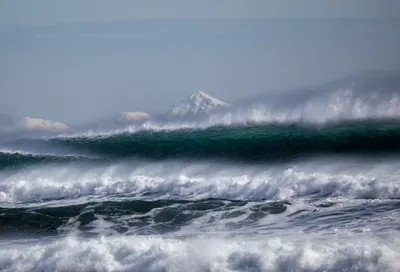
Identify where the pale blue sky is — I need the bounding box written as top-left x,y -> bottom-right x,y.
0,0 -> 399,25
0,1 -> 399,124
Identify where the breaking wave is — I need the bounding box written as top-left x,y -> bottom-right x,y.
1,159 -> 399,205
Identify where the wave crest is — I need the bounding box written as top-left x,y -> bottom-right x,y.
72,85 -> 400,136
1,160 -> 399,204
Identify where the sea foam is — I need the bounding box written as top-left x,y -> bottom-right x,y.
0,235 -> 398,272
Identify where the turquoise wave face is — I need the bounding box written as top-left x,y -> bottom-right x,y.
2,121 -> 400,168
0,153 -> 108,170
50,122 -> 400,160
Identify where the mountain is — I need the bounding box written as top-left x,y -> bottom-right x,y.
16,117 -> 69,132
166,91 -> 230,117
112,112 -> 150,124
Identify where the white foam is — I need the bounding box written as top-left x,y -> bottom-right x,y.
0,235 -> 398,272
1,158 -> 399,205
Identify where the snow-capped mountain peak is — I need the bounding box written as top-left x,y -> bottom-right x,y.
113,112 -> 150,123
166,90 -> 230,117
16,117 -> 69,132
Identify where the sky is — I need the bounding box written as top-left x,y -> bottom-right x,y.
0,1 -> 400,124
1,0 -> 400,25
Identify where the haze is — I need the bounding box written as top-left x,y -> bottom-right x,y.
1,0 -> 400,124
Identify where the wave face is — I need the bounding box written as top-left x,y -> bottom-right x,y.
2,122 -> 400,168
53,122 -> 400,159
0,152 -> 105,170
1,75 -> 400,271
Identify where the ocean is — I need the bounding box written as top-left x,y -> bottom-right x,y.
1,83 -> 400,271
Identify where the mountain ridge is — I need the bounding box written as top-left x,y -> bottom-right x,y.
165,90 -> 230,118
16,117 -> 69,132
